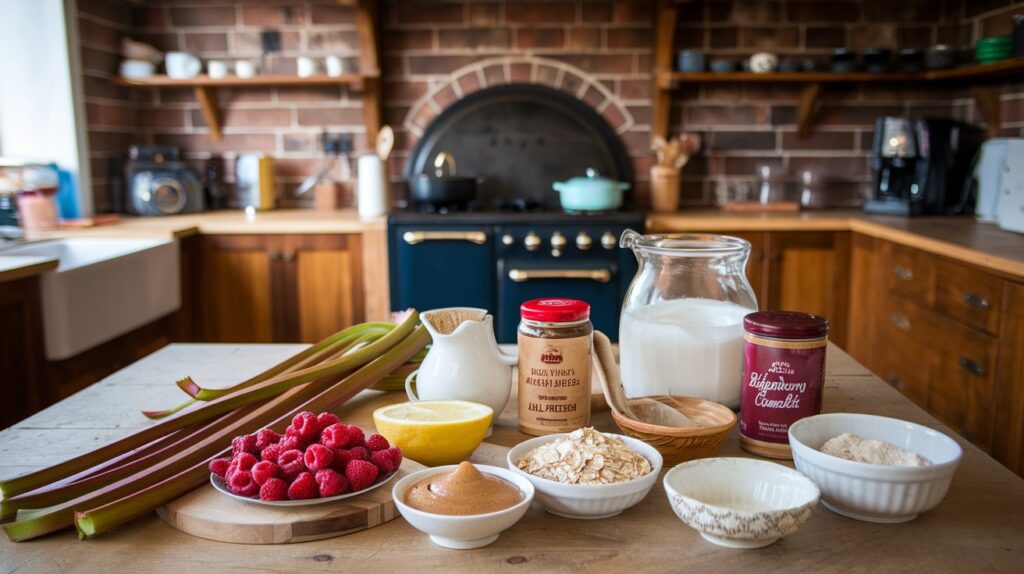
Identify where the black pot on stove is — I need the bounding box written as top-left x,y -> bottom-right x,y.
407,151 -> 479,209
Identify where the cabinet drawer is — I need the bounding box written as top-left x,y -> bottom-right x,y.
883,244 -> 936,303
880,296 -> 998,450
935,260 -> 1002,335
874,341 -> 931,409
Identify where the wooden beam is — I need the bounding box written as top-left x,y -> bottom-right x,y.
797,82 -> 822,138
354,0 -> 379,77
972,85 -> 1002,138
193,86 -> 222,142
652,0 -> 678,141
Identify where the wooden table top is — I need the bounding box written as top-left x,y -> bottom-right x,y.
2,343 -> 1022,573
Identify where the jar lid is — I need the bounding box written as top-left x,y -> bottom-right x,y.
520,298 -> 590,323
744,310 -> 829,339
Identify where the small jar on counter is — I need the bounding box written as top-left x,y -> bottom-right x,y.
739,311 -> 829,459
517,298 -> 592,436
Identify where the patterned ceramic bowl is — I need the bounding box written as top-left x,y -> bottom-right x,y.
663,457 -> 820,549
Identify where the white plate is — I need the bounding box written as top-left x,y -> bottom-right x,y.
210,470 -> 398,507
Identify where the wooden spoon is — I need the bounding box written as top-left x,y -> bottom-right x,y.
593,331 -> 701,428
375,125 -> 394,161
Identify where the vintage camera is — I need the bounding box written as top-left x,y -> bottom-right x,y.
125,145 -> 204,216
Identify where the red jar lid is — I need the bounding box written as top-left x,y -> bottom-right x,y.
520,298 -> 591,323
744,310 -> 829,339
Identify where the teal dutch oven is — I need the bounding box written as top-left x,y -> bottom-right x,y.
553,168 -> 630,213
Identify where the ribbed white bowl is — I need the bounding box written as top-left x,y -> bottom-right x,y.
788,413 -> 962,523
507,433 -> 662,519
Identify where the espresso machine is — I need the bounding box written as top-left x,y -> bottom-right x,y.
865,117 -> 984,216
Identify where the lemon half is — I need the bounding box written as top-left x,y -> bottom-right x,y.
373,400 -> 493,466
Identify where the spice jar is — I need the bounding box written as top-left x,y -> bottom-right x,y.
739,311 -> 829,459
517,298 -> 593,436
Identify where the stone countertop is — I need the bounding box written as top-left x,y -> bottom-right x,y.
0,255 -> 57,283
647,209 -> 1024,279
1,343 -> 1022,572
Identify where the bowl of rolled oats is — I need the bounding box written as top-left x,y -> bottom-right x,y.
506,427 -> 663,519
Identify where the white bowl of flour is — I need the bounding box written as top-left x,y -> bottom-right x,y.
788,413 -> 962,523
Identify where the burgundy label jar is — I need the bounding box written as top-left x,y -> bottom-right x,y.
739,311 -> 829,459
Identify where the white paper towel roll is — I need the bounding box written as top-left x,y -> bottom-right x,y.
357,154 -> 389,218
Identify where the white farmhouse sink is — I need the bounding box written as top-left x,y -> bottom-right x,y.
4,238 -> 180,360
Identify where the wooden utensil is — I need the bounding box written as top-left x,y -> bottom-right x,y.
376,125 -> 394,161
158,457 -> 426,544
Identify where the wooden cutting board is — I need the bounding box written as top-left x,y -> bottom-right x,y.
157,457 -> 426,545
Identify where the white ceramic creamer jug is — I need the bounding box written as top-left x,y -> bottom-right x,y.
406,308 -> 518,425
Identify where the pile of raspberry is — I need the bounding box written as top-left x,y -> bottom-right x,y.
209,411 -> 402,501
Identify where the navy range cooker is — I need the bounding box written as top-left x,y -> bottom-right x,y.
388,209 -> 643,343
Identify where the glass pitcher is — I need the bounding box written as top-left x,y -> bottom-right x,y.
618,230 -> 758,408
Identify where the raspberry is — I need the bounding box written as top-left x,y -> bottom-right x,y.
316,412 -> 340,432
277,449 -> 306,481
209,457 -> 232,479
278,434 -> 302,452
348,446 -> 369,461
233,452 -> 258,472
260,443 -> 282,464
315,469 -> 350,497
386,447 -> 403,468
231,434 -> 258,456
365,434 -> 390,452
344,425 -> 366,447
289,411 -> 320,442
259,477 -> 288,501
369,449 -> 397,474
345,460 -> 379,492
251,461 -> 279,486
304,444 -> 334,471
228,469 -> 258,497
321,423 -> 357,450
255,428 -> 281,451
288,471 -> 318,500
332,448 -> 355,472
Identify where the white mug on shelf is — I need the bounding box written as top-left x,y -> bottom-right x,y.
749,52 -> 779,73
165,52 -> 201,79
325,55 -> 345,77
234,60 -> 257,78
297,56 -> 318,78
207,60 -> 228,79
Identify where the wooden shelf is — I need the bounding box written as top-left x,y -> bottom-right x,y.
114,0 -> 381,143
651,0 -> 1024,141
114,74 -> 367,88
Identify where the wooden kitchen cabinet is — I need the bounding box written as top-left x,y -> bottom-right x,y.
0,276 -> 45,427
995,281 -> 1024,476
197,234 -> 364,343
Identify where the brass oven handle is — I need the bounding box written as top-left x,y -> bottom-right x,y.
402,231 -> 487,245
508,269 -> 612,283
962,291 -> 990,311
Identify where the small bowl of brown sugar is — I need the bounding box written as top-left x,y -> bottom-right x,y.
788,413 -> 962,523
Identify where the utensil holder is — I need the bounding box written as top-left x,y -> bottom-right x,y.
650,166 -> 681,213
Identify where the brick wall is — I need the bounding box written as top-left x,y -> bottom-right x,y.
958,1 -> 1024,134
75,0 -> 1024,211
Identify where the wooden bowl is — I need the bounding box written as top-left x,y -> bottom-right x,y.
610,396 -> 736,467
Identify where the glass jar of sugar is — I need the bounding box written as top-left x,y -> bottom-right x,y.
739,311 -> 829,459
619,231 -> 758,408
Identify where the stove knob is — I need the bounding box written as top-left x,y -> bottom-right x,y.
576,232 -> 593,251
524,232 -> 542,252
601,231 -> 617,250
501,233 -> 515,246
550,232 -> 567,250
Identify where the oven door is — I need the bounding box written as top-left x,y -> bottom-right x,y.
496,258 -> 620,343
389,225 -> 495,313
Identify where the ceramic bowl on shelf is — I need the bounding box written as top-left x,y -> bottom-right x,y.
788,412 -> 962,523
392,464 -> 534,550
663,457 -> 820,549
506,433 -> 663,519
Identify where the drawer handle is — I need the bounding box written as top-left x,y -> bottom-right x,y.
267,250 -> 281,261
958,357 -> 985,378
508,269 -> 612,283
891,264 -> 913,281
962,291 -> 990,311
890,313 -> 911,330
402,231 -> 488,245
887,374 -> 904,390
